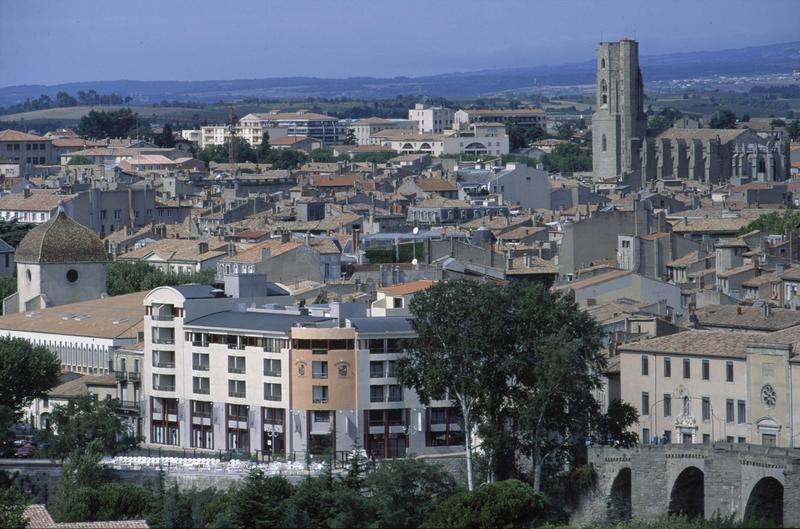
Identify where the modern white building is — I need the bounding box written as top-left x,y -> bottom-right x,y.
372,123 -> 509,157
408,104 -> 455,133
350,118 -> 417,145
454,108 -> 546,127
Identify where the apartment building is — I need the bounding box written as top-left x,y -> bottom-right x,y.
454,108 -> 546,127
239,110 -> 345,145
615,324 -> 800,448
0,129 -> 54,171
350,118 -> 418,145
141,283 -> 461,458
408,104 -> 454,133
372,123 -> 509,157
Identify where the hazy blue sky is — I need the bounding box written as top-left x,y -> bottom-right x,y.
1,0 -> 798,87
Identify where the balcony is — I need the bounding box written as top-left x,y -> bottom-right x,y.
192,340 -> 208,347
312,397 -> 328,404
193,387 -> 210,395
152,337 -> 175,345
263,370 -> 281,378
312,372 -> 328,379
151,314 -> 174,322
193,364 -> 209,371
153,361 -> 175,369
229,391 -> 246,399
115,371 -> 127,381
154,384 -> 175,392
119,400 -> 140,412
228,343 -> 245,350
193,410 -> 212,419
128,372 -> 140,382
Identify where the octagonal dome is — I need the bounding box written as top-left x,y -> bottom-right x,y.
16,212 -> 108,264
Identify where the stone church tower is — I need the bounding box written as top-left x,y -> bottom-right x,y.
592,38 -> 648,181
7,211 -> 108,314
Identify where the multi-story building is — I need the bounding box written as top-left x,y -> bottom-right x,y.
350,118 -> 418,145
239,110 -> 345,145
141,283 -> 462,458
408,104 -> 454,133
372,123 -> 509,157
0,129 -> 54,172
614,324 -> 800,448
454,108 -> 546,127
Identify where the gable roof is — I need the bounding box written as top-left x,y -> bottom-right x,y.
0,129 -> 46,142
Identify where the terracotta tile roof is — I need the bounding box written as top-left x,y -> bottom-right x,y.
312,173 -> 362,188
270,136 -> 311,145
556,269 -> 631,291
496,226 -> 548,240
618,329 -> 765,358
415,178 -> 457,192
118,238 -> 226,263
25,504 -> 149,528
716,263 -> 757,279
667,251 -> 705,268
693,305 -> 800,332
0,192 -> 77,212
379,279 -> 436,295
0,291 -> 145,339
668,217 -> 750,234
656,128 -> 748,143
639,231 -> 670,241
463,108 -> 544,116
506,256 -> 558,275
0,129 -> 47,142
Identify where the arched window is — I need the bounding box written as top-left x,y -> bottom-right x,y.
602,94 -> 608,105
602,134 -> 607,152
601,79 -> 607,92
601,58 -> 606,69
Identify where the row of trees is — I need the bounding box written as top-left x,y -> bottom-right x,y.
106,261 -> 216,296
398,281 -> 638,493
0,91 -> 132,116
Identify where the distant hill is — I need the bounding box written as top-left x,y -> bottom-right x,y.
1,41 -> 798,107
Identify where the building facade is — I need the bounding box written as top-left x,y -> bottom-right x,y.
408,104 -> 454,133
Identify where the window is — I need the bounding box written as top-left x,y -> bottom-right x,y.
312,385 -> 328,404
641,355 -> 649,376
641,392 -> 649,415
737,400 -> 746,424
703,434 -> 710,446
642,428 -> 650,445
602,134 -> 607,152
683,358 -> 691,379
370,385 -> 385,403
314,410 -> 330,423
152,373 -> 175,392
726,399 -> 734,423
762,433 -> 777,447
152,350 -> 175,368
192,353 -> 209,371
312,361 -> 328,379
663,394 -> 671,417
726,361 -> 734,382
264,383 -> 281,401
263,359 -> 281,377
66,269 -> 79,283
664,357 -> 671,377
228,379 -> 246,398
192,377 -> 209,394
370,361 -> 384,378
737,437 -> 746,444
228,356 -> 246,374
387,360 -> 398,378
388,385 -> 403,402
702,360 -> 710,381
702,397 -> 711,421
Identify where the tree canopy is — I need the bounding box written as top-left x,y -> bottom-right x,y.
78,108 -> 143,139
506,122 -> 546,150
44,394 -> 140,459
0,336 -> 60,446
398,280 -> 637,493
543,142 -> 592,174
738,210 -> 800,236
709,108 -> 737,129
106,261 -> 216,296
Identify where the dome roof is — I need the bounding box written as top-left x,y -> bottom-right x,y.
16,212 -> 108,264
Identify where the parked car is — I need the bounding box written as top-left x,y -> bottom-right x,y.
14,445 -> 36,458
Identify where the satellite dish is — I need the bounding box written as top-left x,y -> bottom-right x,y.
412,227 -> 419,235
411,258 -> 418,265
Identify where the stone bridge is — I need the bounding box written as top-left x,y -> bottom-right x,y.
572,444 -> 800,526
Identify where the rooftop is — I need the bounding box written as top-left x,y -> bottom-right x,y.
378,280 -> 436,296
16,211 -> 108,264
693,305 -> 800,332
185,310 -> 333,333
0,291 -> 145,339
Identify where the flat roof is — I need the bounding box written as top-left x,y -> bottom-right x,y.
185,310 -> 333,333
349,317 -> 414,334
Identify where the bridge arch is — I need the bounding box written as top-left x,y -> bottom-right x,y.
743,477 -> 783,527
606,467 -> 632,522
668,466 -> 704,519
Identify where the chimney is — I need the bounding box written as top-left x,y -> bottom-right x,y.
305,231 -> 311,246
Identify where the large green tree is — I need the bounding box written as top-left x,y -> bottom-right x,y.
0,337 -> 60,445
78,108 -> 142,139
106,261 -> 216,296
543,143 -> 592,173
229,469 -> 294,529
397,280 -> 514,491
709,108 -> 737,129
508,283 -> 636,492
0,219 -> 35,247
256,131 -> 272,163
0,488 -> 28,529
46,394 -> 140,458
